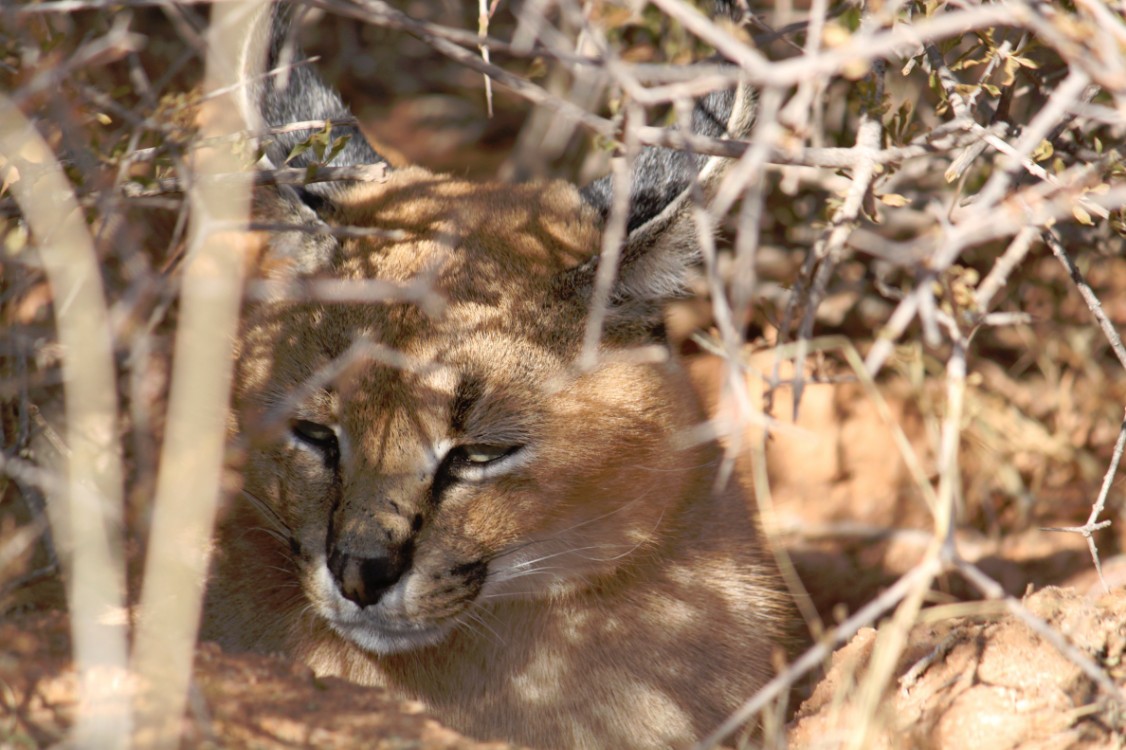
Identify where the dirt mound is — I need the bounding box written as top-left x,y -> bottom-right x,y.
789,587 -> 1126,750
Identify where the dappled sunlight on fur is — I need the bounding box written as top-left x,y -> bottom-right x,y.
202,4 -> 793,749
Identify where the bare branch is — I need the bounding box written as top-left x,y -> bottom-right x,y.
120,163 -> 389,197
1044,229 -> 1126,372
0,90 -> 130,750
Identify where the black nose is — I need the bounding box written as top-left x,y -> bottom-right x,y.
327,542 -> 413,608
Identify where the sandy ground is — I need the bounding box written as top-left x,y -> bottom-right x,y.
4,585 -> 1125,748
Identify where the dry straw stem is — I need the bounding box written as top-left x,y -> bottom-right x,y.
840,325 -> 966,749
0,94 -> 130,749
694,559 -> 943,750
128,0 -> 266,746
477,0 -> 498,117
845,566 -> 933,750
694,336 -> 940,749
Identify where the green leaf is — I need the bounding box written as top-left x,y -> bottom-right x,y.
324,134 -> 352,165
285,121 -> 336,165
285,139 -> 314,165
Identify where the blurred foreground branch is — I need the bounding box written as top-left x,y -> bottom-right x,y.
128,0 -> 266,746
0,96 -> 129,747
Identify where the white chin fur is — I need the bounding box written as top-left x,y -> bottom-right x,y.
330,618 -> 454,655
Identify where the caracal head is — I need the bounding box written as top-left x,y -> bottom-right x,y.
236,168 -> 705,654
230,6 -> 754,656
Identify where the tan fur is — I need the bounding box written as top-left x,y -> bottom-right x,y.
203,162 -> 792,748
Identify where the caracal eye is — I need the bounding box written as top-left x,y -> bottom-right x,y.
462,445 -> 519,464
290,419 -> 338,453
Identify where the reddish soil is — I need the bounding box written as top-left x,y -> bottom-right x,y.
0,611 -> 520,750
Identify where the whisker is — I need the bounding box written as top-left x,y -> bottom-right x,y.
491,566 -> 566,583
463,610 -> 506,647
471,603 -> 504,622
552,488 -> 657,533
482,590 -> 548,601
485,488 -> 660,567
240,489 -> 294,538
599,506 -> 667,562
494,532 -> 663,580
256,527 -> 294,547
457,617 -> 482,640
507,545 -> 611,570
482,569 -> 598,602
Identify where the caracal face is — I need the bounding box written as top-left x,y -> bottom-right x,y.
209,7 -> 791,747
236,169 -> 701,655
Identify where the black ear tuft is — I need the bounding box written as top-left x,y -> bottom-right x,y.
240,3 -> 387,204
566,0 -> 755,325
579,88 -> 737,234
571,83 -> 754,318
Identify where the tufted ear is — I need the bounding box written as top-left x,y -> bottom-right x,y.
238,2 -> 387,204
231,2 -> 390,280
569,83 -> 755,324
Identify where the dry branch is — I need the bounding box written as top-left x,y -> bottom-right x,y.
0,94 -> 129,748
129,1 -> 266,745
120,163 -> 389,197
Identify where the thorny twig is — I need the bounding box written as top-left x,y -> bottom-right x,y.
955,558 -> 1126,702
0,163 -> 388,215
1044,229 -> 1126,373
694,560 -> 943,750
784,60 -> 887,418
120,163 -> 389,196
579,105 -> 640,370
1039,408 -> 1126,596
898,631 -> 959,696
1038,227 -> 1126,587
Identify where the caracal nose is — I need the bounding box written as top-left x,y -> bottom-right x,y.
327,542 -> 413,608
